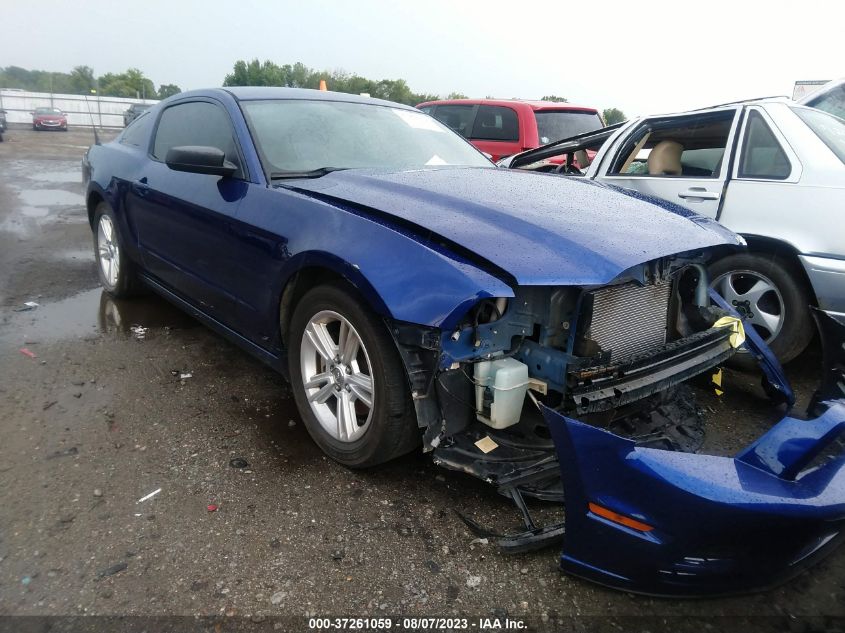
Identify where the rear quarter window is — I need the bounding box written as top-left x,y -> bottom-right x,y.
119,111 -> 153,148
738,111 -> 791,179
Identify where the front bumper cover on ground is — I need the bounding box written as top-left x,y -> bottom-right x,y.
544,308 -> 845,596
545,402 -> 845,596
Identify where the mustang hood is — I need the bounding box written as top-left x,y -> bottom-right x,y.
285,167 -> 740,286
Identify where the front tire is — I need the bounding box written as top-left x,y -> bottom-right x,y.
709,252 -> 813,369
93,203 -> 139,298
288,283 -> 419,468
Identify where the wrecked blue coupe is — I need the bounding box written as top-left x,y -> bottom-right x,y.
82,87 -> 845,596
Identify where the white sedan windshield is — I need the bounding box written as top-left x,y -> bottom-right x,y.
241,99 -> 492,174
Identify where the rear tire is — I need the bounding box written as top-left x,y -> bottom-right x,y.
93,202 -> 140,298
288,283 -> 419,468
709,252 -> 813,369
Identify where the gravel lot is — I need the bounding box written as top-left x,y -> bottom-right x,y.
0,127 -> 843,632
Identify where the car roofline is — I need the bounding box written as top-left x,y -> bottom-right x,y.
216,86 -> 418,110
416,98 -> 599,113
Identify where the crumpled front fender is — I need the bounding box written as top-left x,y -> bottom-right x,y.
544,401 -> 845,596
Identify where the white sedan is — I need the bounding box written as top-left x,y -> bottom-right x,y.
501,98 -> 845,367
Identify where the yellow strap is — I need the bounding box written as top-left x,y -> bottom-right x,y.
713,316 -> 746,349
712,368 -> 724,396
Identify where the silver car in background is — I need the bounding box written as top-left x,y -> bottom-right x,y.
801,77 -> 845,119
502,98 -> 845,367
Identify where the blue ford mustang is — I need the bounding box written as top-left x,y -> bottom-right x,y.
82,87 -> 845,596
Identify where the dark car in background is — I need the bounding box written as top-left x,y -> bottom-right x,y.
416,98 -> 603,161
123,103 -> 151,126
32,107 -> 68,131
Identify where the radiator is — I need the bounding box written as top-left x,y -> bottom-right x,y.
586,281 -> 671,362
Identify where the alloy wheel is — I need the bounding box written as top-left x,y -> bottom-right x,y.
299,310 -> 375,443
711,269 -> 785,342
97,214 -> 120,287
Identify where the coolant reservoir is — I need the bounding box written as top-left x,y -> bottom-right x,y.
474,358 -> 530,429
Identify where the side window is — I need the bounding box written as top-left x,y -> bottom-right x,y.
418,106 -> 434,115
152,101 -> 243,176
738,110 -> 791,180
609,111 -> 734,177
430,105 -> 474,137
470,105 -> 518,142
119,111 -> 153,147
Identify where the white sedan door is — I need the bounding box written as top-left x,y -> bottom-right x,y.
595,107 -> 741,219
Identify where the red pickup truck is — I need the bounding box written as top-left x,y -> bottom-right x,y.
416,98 -> 603,161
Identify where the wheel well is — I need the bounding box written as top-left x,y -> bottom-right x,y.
740,234 -> 818,306
278,267 -> 354,347
87,191 -> 104,228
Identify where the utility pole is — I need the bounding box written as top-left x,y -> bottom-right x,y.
95,79 -> 102,129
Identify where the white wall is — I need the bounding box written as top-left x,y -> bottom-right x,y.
0,90 -> 159,128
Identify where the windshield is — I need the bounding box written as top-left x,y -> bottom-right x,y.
805,83 -> 845,120
534,110 -> 603,145
792,106 -> 845,165
241,99 -> 492,175
36,108 -> 62,115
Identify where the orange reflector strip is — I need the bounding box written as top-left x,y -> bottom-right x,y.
588,502 -> 654,532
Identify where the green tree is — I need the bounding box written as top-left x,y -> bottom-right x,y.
223,59 -> 451,106
540,95 -> 568,103
446,92 -> 468,99
157,84 -> 182,99
98,68 -> 156,99
602,107 -> 627,125
69,66 -> 96,94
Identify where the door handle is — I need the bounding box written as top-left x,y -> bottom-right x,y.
678,187 -> 720,201
132,177 -> 150,197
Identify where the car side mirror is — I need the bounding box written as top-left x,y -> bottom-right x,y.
165,146 -> 237,177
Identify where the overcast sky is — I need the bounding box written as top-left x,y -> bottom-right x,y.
2,0 -> 841,116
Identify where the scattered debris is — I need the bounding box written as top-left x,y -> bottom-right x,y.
270,591 -> 287,605
97,562 -> 128,579
229,457 -> 249,469
470,537 -> 489,546
93,489 -> 103,498
331,550 -> 345,560
466,575 -> 482,588
180,372 -> 192,380
42,401 -> 57,411
269,538 -> 281,549
15,301 -> 40,312
190,580 -> 208,592
21,576 -> 32,586
207,504 -> 219,512
19,348 -> 37,359
288,419 -> 296,427
72,392 -> 82,398
130,325 -> 147,340
136,488 -> 161,503
46,446 -> 78,460
474,436 -> 499,454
